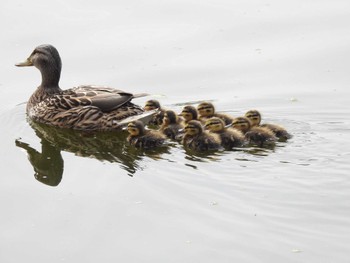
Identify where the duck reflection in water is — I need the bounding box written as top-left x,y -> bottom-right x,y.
15,120 -> 171,185
16,137 -> 63,187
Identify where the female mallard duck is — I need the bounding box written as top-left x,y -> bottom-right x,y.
159,110 -> 184,140
182,120 -> 221,151
245,110 -> 292,141
231,117 -> 277,147
16,44 -> 152,131
197,102 -> 234,125
204,117 -> 245,149
144,99 -> 165,126
179,105 -> 198,124
127,120 -> 166,149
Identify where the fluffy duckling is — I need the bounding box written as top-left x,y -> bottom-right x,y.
144,99 -> 165,126
179,105 -> 198,124
204,117 -> 245,149
245,110 -> 292,140
127,120 -> 166,149
159,110 -> 184,140
182,120 -> 221,151
16,44 -> 149,131
197,102 -> 234,125
231,117 -> 277,147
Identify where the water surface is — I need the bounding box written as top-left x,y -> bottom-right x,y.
1,1 -> 350,262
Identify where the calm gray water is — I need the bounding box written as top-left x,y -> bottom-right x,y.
1,1 -> 350,262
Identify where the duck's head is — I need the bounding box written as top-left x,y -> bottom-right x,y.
163,110 -> 178,125
127,120 -> 145,136
184,120 -> 203,136
245,110 -> 261,127
231,117 -> 251,133
204,117 -> 225,132
180,105 -> 198,122
144,100 -> 161,111
16,44 -> 62,86
197,102 -> 215,118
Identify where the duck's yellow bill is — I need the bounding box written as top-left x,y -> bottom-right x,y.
15,58 -> 33,67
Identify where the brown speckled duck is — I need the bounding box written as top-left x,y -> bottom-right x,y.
180,105 -> 199,124
16,44 -> 151,131
144,99 -> 165,126
231,117 -> 277,147
127,120 -> 166,149
182,120 -> 221,151
159,110 -> 184,140
204,117 -> 245,149
245,110 -> 292,141
197,102 -> 234,125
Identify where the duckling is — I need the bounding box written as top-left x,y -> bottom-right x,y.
182,120 -> 221,151
127,120 -> 166,149
245,110 -> 292,140
197,102 -> 234,125
144,99 -> 165,126
179,105 -> 199,124
204,117 -> 245,149
159,110 -> 184,140
16,44 -> 151,131
231,117 -> 277,147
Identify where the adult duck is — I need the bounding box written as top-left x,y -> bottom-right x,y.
16,44 -> 152,131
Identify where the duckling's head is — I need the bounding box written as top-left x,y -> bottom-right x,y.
163,110 -> 178,125
180,105 -> 198,122
231,117 -> 251,133
16,44 -> 62,86
245,110 -> 261,127
205,117 -> 225,132
144,100 -> 161,111
184,120 -> 203,136
127,120 -> 145,136
197,102 -> 215,118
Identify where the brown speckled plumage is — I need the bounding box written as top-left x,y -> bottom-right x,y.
16,44 -> 145,131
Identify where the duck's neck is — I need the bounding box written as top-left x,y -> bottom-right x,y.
40,61 -> 61,89
28,65 -> 62,109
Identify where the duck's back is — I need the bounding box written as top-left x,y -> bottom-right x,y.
27,85 -> 144,131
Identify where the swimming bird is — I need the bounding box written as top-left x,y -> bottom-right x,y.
16,44 -> 151,131
127,120 -> 166,149
231,117 -> 277,147
197,102 -> 234,125
179,105 -> 198,124
182,120 -> 221,151
245,110 -> 292,140
143,99 -> 165,126
204,117 -> 245,149
159,110 -> 184,140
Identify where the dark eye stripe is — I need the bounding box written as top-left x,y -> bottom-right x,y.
198,106 -> 212,111
233,121 -> 247,125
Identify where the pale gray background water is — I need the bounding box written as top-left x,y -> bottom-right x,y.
1,0 -> 350,262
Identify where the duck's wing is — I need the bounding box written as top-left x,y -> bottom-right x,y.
63,85 -> 145,112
